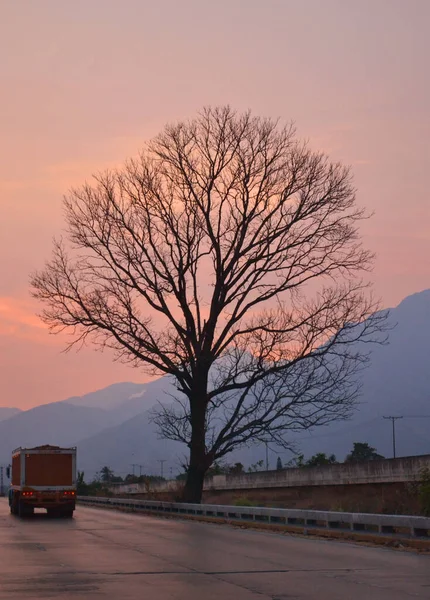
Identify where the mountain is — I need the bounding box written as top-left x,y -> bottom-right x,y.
0,407 -> 21,422
0,403 -> 115,462
292,289 -> 430,461
1,289 -> 429,476
64,382 -> 149,410
73,289 -> 430,476
0,378 -> 178,466
63,377 -> 177,422
76,410 -> 184,479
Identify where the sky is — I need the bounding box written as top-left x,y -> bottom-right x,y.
1,0 -> 429,409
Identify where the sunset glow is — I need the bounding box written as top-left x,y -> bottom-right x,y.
1,0 -> 429,409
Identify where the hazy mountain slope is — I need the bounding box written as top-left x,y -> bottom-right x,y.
63,382 -> 148,410
106,376 -> 178,422
0,407 -> 21,422
76,410 -> 184,479
0,403 -> 116,463
3,289 -> 429,476
63,377 -> 178,421
0,378 -> 179,468
75,289 -> 430,476
292,290 -> 430,460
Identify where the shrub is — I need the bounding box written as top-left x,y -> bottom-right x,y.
418,468 -> 430,516
234,497 -> 255,507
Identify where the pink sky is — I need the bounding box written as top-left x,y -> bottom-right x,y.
1,0 -> 429,409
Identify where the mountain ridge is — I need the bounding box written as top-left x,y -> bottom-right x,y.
1,289 -> 429,476
0,407 -> 22,422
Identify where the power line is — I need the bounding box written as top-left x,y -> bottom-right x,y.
402,415 -> 430,419
383,416 -> 403,458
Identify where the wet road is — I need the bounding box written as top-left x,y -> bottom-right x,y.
0,500 -> 429,599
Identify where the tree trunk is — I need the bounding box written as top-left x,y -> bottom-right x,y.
181,386 -> 208,504
181,463 -> 206,504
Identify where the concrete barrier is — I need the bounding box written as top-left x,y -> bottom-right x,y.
78,496 -> 430,538
209,454 -> 430,489
108,454 -> 430,496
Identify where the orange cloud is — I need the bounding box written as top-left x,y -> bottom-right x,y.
0,297 -> 54,343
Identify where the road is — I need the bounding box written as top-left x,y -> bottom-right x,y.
0,500 -> 429,599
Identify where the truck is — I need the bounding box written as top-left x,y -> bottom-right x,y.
7,445 -> 77,518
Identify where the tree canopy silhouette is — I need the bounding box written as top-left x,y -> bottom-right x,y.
345,442 -> 385,463
31,106 -> 387,502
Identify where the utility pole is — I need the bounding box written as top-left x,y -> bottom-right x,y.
131,463 -> 139,477
157,460 -> 166,478
0,466 -> 4,497
383,416 -> 403,458
138,464 -> 144,477
265,443 -> 269,471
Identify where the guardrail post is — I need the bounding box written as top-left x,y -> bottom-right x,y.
380,525 -> 395,534
412,528 -> 428,538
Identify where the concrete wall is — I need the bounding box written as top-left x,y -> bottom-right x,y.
208,454 -> 430,490
203,482 -> 423,515
110,454 -> 430,496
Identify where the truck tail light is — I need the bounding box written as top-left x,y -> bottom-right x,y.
63,491 -> 76,496
22,491 -> 34,497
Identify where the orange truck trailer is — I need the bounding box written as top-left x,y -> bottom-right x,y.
7,445 -> 77,518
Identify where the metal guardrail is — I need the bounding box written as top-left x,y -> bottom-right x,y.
78,496 -> 430,538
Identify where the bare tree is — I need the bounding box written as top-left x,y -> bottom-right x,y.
31,107 -> 387,503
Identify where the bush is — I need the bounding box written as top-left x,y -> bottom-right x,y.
418,468 -> 430,516
234,497 -> 255,507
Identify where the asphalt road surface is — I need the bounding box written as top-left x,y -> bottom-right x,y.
0,500 -> 429,599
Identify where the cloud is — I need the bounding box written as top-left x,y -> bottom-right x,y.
0,297 -> 52,342
0,295 -> 148,409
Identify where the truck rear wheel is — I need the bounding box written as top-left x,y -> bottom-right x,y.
9,491 -> 18,515
18,502 -> 34,517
